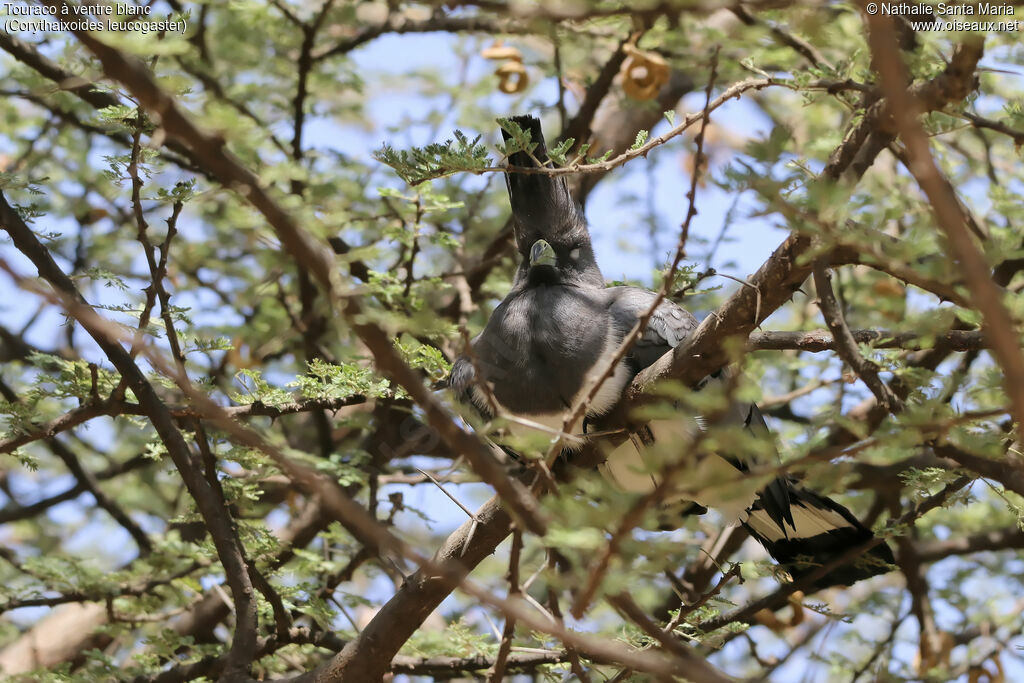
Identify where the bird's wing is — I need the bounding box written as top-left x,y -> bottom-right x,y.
606,287 -> 698,369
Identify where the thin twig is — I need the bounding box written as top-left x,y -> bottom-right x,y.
813,265 -> 903,413
404,77 -> 870,186
487,529 -> 523,682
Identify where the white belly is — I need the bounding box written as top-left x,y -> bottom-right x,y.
597,418 -> 759,526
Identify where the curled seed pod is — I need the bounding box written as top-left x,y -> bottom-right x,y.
752,608 -> 786,632
968,652 -> 1005,683
753,590 -> 805,632
482,41 -> 529,94
786,593 -> 805,627
495,60 -> 529,94
620,44 -> 670,100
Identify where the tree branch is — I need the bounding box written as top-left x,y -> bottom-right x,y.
0,192 -> 259,679
813,264 -> 903,412
861,24 -> 1024,427
313,11 -> 531,61
625,32 -> 986,401
747,328 -> 985,353
933,443 -> 1024,499
0,453 -> 149,524
393,649 -> 570,677
0,29 -> 210,179
913,526 -> 1024,563
0,395 -> 368,454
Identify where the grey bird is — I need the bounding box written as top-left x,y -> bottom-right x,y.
449,115 -> 894,588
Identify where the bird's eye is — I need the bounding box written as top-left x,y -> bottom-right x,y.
568,247 -> 581,260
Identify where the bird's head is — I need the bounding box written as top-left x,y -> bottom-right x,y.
501,115 -> 604,289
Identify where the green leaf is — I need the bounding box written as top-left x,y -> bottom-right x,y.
631,129 -> 650,150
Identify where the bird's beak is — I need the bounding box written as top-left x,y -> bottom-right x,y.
529,239 -> 557,268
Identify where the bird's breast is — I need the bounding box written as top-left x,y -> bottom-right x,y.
473,286 -> 629,437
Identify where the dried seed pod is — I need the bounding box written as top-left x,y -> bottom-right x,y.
753,591 -> 806,632
620,44 -> 670,100
482,41 -> 529,94
481,44 -> 523,62
968,652 -> 1005,683
495,60 -> 529,94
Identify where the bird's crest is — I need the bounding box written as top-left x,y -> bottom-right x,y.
500,115 -> 586,252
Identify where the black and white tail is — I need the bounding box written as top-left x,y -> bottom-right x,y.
743,484 -> 894,588
738,403 -> 894,588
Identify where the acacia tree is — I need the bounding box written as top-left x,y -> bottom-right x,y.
1,1 -> 1023,681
